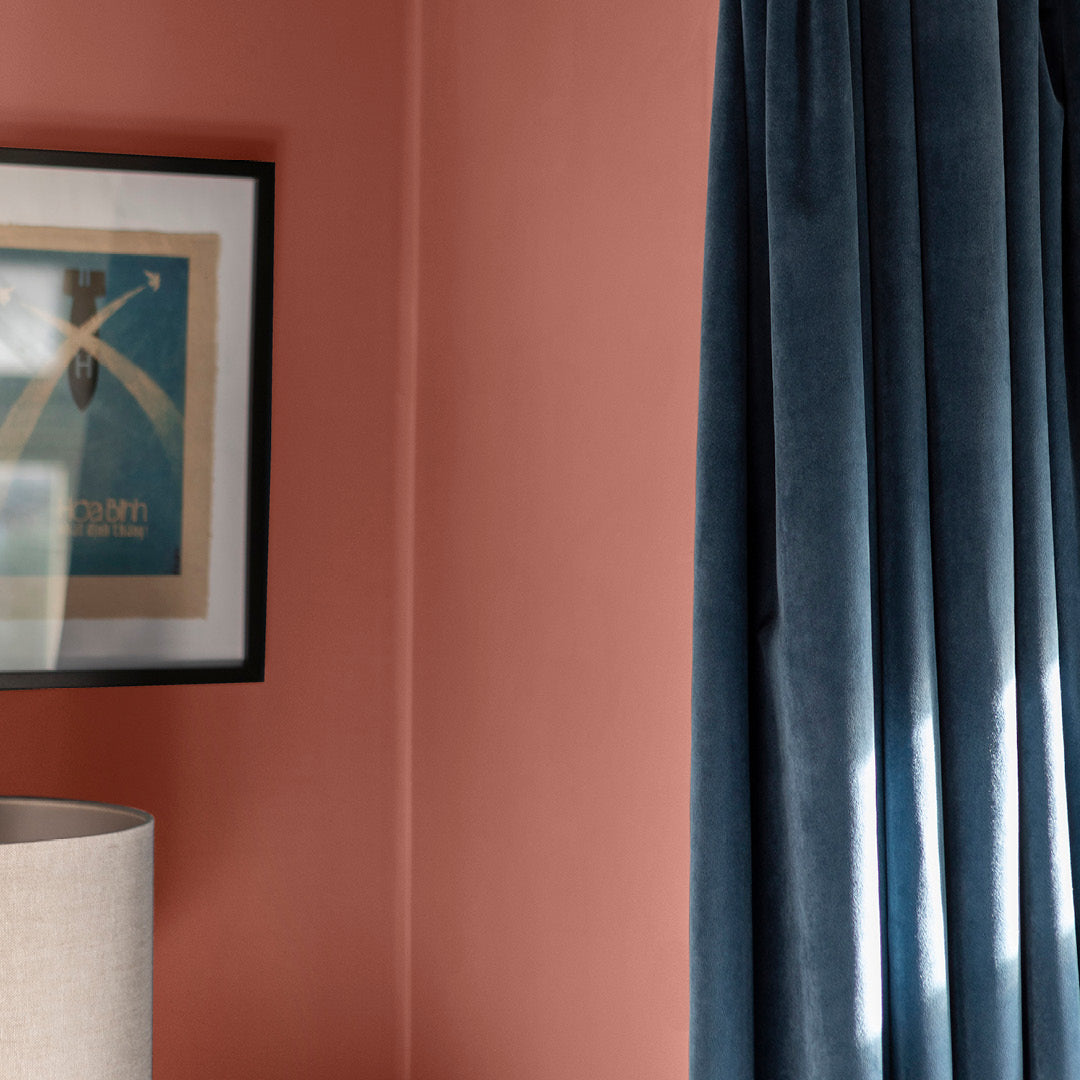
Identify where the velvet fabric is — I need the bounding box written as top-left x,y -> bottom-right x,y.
691,1 -> 1080,1077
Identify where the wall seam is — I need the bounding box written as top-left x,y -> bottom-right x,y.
394,0 -> 422,1071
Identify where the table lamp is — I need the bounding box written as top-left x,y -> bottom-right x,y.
0,797 -> 153,1079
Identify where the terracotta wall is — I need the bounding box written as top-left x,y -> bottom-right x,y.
411,0 -> 714,1075
0,0 -> 407,1077
0,0 -> 713,1073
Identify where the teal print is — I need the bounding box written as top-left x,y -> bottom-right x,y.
0,249 -> 188,577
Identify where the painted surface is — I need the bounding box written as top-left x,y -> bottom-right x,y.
411,0 -> 713,1074
0,0 -> 405,1076
0,0 -> 713,1073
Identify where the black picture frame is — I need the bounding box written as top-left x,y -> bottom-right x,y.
0,146 -> 273,689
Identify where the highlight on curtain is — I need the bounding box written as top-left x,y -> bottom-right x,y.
690,0 -> 1080,1078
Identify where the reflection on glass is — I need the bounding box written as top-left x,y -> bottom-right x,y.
0,460 -> 70,669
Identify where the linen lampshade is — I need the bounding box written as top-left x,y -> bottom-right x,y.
0,797 -> 153,1079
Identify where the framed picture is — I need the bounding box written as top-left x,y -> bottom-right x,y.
0,147 -> 273,689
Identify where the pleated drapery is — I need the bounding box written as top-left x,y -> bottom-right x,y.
690,1 -> 1080,1078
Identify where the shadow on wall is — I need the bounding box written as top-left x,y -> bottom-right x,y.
0,121 -> 279,168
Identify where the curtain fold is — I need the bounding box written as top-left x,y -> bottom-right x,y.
691,0 -> 1080,1077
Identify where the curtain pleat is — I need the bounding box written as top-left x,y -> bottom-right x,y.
691,0 -> 1080,1077
861,0 -> 951,1073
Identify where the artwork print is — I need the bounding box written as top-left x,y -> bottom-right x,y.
0,225 -> 218,620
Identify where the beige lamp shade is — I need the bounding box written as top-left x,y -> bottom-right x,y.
0,797 -> 153,1080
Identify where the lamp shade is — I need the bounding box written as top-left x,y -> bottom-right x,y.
0,797 -> 153,1079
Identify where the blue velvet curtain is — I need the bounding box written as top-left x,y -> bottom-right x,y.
690,0 -> 1080,1077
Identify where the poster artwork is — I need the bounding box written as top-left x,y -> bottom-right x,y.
0,225 -> 218,620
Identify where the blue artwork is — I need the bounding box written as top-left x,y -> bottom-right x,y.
0,248 -> 190,578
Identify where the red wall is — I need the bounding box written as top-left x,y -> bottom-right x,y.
412,0 -> 713,1075
0,0 -> 407,1077
0,0 -> 713,1074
